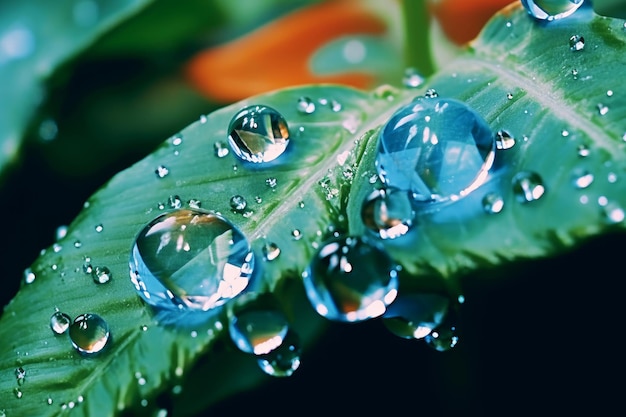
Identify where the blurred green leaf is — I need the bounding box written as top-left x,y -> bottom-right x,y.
1,3 -> 625,416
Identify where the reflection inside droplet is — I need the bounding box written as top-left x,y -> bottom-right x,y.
520,0 -> 584,21
69,313 -> 110,355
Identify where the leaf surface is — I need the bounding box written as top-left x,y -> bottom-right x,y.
1,3 -> 625,416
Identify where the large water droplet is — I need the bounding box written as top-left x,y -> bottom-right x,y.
50,310 -> 72,335
129,209 -> 255,312
512,171 -> 546,203
69,313 -> 110,355
229,306 -> 289,355
302,236 -> 399,322
361,188 -> 414,239
256,330 -> 301,377
383,293 -> 450,339
375,97 -> 495,202
521,0 -> 584,21
227,105 -> 290,163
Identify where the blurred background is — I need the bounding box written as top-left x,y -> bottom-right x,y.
1,0 -> 625,415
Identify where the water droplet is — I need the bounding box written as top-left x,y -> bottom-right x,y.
92,266 -> 112,284
597,103 -> 609,115
402,67 -> 424,88
482,192 -> 505,214
506,93 -> 514,100
23,268 -> 36,284
495,130 -> 516,150
521,0 -> 584,21
214,141 -> 230,158
227,105 -> 290,163
572,168 -> 594,189
602,201 -> 625,223
168,195 -> 182,209
69,313 -> 110,355
361,188 -> 414,239
15,367 -> 25,385
155,165 -> 169,178
262,242 -> 281,261
296,97 -> 316,114
302,236 -> 399,322
329,99 -> 342,112
256,330 -> 301,377
569,34 -> 585,51
291,229 -> 302,241
129,209 -> 255,311
383,293 -> 450,339
229,195 -> 247,212
577,144 -> 590,157
14,387 -> 23,399
512,171 -> 546,203
571,68 -> 579,78
265,177 -> 277,188
606,90 -> 614,97
199,114 -> 208,124
424,312 -> 459,352
423,88 -> 438,98
229,306 -> 289,355
94,224 -> 103,233
188,199 -> 202,209
50,311 -> 72,334
375,97 -> 495,202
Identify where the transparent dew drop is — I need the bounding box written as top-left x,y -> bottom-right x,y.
361,188 -> 414,240
168,195 -> 182,209
256,330 -> 301,377
482,192 -> 505,214
92,266 -> 112,284
597,103 -> 609,116
50,311 -> 72,334
229,308 -> 289,355
402,67 -> 425,88
495,130 -> 516,150
262,242 -> 281,261
69,313 -> 110,355
129,209 -> 255,312
296,96 -> 316,114
14,387 -> 23,399
572,168 -> 594,189
15,367 -> 25,385
569,34 -> 585,51
214,141 -> 230,158
602,201 -> 625,224
520,0 -> 584,21
229,195 -> 247,212
512,171 -> 546,203
227,105 -> 290,163
424,311 -> 459,352
155,165 -> 169,178
382,293 -> 450,340
423,88 -> 438,98
302,236 -> 399,322
375,97 -> 495,202
23,267 -> 36,284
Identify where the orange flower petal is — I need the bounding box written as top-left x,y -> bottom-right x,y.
428,0 -> 513,45
185,0 -> 387,102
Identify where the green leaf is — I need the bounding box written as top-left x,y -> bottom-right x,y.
0,0 -> 154,181
1,3 -> 625,416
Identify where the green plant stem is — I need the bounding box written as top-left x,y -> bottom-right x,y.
401,0 -> 435,77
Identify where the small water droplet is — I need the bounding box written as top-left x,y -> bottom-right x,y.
94,224 -> 103,233
256,330 -> 301,377
265,177 -> 277,188
199,114 -> 208,124
512,171 -> 545,203
361,188 -> 414,239
55,225 -> 68,240
69,313 -> 110,355
482,192 -> 505,214
296,97 -> 316,114
214,141 -> 230,158
577,144 -> 590,157
506,92 -> 513,100
423,88 -> 438,98
14,387 -> 23,399
302,236 -> 399,322
23,268 -> 36,284
262,242 -> 281,261
15,367 -> 25,385
521,0 -> 584,21
569,34 -> 585,51
50,311 -> 72,334
606,90 -> 614,97
47,396 -> 53,405
298,201 -> 305,208
188,199 -> 202,209
227,105 -> 290,163
572,168 -> 594,189
597,103 -> 609,115
129,209 -> 255,311
376,97 -> 495,202
571,68 -> 579,78
291,229 -> 302,241
92,266 -> 112,284
495,129 -> 516,150
383,293 -> 450,339
329,99 -> 342,112
602,200 -> 625,223
229,195 -> 247,212
229,305 -> 289,355
402,67 -> 425,88
155,165 -> 169,178
424,312 -> 459,351
168,195 -> 182,209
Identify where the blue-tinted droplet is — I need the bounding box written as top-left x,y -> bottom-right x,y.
69,313 -> 110,355
229,308 -> 289,355
361,188 -> 414,239
302,236 -> 399,322
424,310 -> 459,352
227,105 -> 290,163
50,311 -> 72,334
521,0 -> 584,21
375,97 -> 495,202
383,293 -> 450,339
129,209 -> 254,311
256,330 -> 301,377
